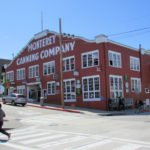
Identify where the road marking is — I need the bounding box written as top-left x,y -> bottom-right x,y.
38,135 -> 87,148
12,132 -> 51,140
114,143 -> 142,150
74,139 -> 112,150
0,143 -> 37,150
1,126 -> 150,150
21,134 -> 67,144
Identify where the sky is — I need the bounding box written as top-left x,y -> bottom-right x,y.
0,0 -> 150,60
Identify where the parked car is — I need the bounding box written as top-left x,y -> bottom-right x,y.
2,93 -> 27,106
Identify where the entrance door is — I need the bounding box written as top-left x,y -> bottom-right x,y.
27,84 -> 41,102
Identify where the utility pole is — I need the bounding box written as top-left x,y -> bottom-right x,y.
59,18 -> 64,108
41,11 -> 43,31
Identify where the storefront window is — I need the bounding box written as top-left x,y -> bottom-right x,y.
82,75 -> 100,101
109,75 -> 123,98
64,79 -> 76,102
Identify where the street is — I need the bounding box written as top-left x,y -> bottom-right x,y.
0,103 -> 150,150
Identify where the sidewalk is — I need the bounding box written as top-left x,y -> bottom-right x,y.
1,97 -> 149,116
27,102 -> 146,116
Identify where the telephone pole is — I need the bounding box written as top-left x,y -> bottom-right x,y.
59,18 -> 64,108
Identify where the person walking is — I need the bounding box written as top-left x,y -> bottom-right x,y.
138,100 -> 144,112
0,103 -> 11,140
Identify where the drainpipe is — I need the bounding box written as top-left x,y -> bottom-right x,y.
139,44 -> 143,99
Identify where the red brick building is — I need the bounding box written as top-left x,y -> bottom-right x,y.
5,30 -> 150,110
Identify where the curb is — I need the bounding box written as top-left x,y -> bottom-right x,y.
27,103 -> 81,114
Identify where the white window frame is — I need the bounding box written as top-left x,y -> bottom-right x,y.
28,65 -> 39,78
108,50 -> 122,68
43,61 -> 55,76
17,85 -> 25,95
17,68 -> 25,80
81,50 -> 99,68
64,78 -> 76,102
131,77 -> 141,93
82,75 -> 101,101
109,75 -> 123,98
47,81 -> 56,95
130,56 -> 140,71
6,71 -> 14,82
63,56 -> 75,72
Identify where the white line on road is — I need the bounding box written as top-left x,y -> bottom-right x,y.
38,135 -> 87,148
21,134 -> 67,144
12,132 -> 51,141
0,142 -> 37,150
73,139 -> 112,150
114,143 -> 142,150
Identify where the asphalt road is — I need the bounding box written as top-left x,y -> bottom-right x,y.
0,103 -> 150,150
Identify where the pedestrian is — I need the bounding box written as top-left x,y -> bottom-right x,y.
118,97 -> 125,111
0,103 -> 11,140
138,100 -> 144,112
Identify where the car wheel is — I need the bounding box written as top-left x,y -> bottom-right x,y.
12,101 -> 16,106
22,104 -> 26,106
2,99 -> 6,104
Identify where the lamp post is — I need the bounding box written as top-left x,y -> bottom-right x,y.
59,18 -> 64,108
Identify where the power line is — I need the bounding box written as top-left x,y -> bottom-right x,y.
108,26 -> 150,37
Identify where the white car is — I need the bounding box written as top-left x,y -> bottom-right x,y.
2,93 -> 27,106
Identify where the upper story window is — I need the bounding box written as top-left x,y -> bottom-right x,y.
108,50 -> 122,68
131,77 -> 141,93
6,71 -> 14,82
28,65 -> 39,78
43,61 -> 55,75
63,56 -> 75,72
130,56 -> 140,71
82,50 -> 99,68
17,68 -> 25,80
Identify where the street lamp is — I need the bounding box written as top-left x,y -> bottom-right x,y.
59,18 -> 64,108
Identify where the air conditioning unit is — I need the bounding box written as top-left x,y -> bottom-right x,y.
145,88 -> 150,94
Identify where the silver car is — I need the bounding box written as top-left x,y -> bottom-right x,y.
2,93 -> 27,106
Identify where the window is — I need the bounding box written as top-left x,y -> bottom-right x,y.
6,71 -> 14,82
82,75 -> 100,101
108,51 -> 122,68
47,81 -> 56,95
17,85 -> 25,95
82,50 -> 99,68
28,65 -> 39,78
43,61 -> 55,75
130,56 -> 140,71
17,68 -> 25,80
64,79 -> 76,102
109,75 -> 123,98
131,78 -> 141,93
63,56 -> 75,72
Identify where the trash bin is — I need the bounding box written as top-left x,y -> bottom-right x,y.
40,96 -> 44,106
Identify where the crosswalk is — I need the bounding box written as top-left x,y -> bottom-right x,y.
0,126 -> 150,150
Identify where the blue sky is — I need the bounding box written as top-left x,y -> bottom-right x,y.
0,0 -> 150,59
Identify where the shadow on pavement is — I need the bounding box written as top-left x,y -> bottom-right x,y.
0,139 -> 8,143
